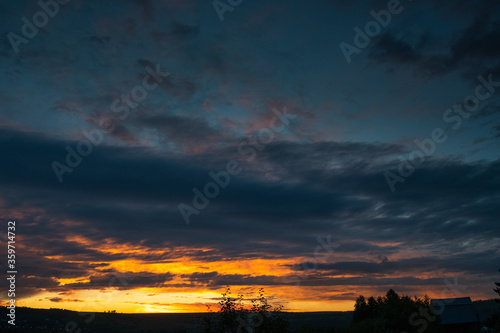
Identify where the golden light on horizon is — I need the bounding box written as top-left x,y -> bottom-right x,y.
5,234 -> 489,315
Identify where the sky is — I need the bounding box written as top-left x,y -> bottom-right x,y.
0,0 -> 499,314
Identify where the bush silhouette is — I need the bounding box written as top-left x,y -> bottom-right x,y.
201,287 -> 287,333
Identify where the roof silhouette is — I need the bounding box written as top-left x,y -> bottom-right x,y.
431,297 -> 478,325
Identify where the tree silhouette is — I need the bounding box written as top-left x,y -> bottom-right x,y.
486,268 -> 500,330
348,289 -> 442,333
494,268 -> 500,302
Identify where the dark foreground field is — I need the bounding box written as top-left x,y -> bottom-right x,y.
0,307 -> 352,333
1,300 -> 497,333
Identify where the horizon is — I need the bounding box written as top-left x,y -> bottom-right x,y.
1,0 -> 499,318
3,296 -> 499,314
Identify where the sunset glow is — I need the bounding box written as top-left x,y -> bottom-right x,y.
0,0 -> 499,322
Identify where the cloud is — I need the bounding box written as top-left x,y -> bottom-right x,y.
295,251 -> 497,276
65,272 -> 174,290
1,128 -> 499,259
47,297 -> 84,303
137,114 -> 226,149
369,3 -> 500,81
1,127 -> 497,301
48,297 -> 63,303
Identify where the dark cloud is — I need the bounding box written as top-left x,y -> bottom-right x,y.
0,127 -> 498,300
183,271 -> 219,283
170,22 -> 200,40
47,297 -> 83,303
369,3 -> 500,81
48,297 -> 63,303
179,271 -> 455,289
136,0 -> 155,21
137,114 -> 223,145
1,128 -> 499,246
149,22 -> 199,45
295,251 -> 497,276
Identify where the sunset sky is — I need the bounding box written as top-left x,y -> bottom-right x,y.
0,0 -> 499,313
